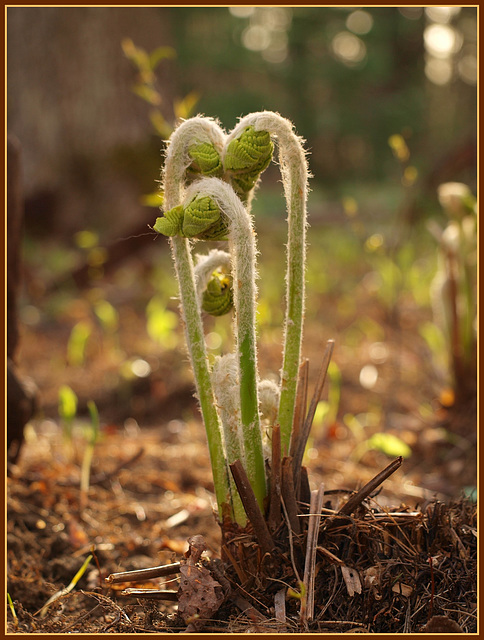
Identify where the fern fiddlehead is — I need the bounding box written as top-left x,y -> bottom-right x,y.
224,125 -> 273,197
154,195 -> 228,240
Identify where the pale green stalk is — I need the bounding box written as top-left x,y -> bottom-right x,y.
162,118 -> 233,520
184,177 -> 266,509
211,354 -> 247,525
80,400 -> 100,507
226,112 -> 309,455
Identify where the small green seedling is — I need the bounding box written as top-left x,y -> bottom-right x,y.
154,112 -> 309,524
58,384 -> 78,454
80,400 -> 100,507
36,554 -> 93,618
7,593 -> 19,629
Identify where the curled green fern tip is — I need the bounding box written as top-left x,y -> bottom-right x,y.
188,142 -> 223,177
154,197 -> 228,240
202,271 -> 234,316
224,126 -> 273,194
153,205 -> 184,237
183,195 -> 228,240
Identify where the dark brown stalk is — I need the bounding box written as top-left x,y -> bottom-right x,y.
338,456 -> 403,516
267,425 -> 282,532
281,457 -> 300,536
105,562 -> 181,584
298,466 -> 311,514
293,340 -> 334,488
229,459 -> 276,554
289,359 -> 309,460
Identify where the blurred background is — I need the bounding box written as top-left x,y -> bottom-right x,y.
7,7 -> 477,498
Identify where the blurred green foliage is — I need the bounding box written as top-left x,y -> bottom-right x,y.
168,6 -> 476,194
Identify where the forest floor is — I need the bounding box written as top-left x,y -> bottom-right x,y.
7,219 -> 477,633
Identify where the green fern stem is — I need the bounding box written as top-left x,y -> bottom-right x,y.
185,177 -> 267,510
229,112 -> 309,455
161,118 -> 233,521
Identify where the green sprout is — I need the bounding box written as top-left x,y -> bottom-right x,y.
7,593 -> 18,629
80,400 -> 100,507
58,384 -> 78,447
36,554 -> 93,618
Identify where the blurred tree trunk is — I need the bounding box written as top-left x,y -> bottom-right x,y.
7,7 -> 177,237
7,135 -> 38,465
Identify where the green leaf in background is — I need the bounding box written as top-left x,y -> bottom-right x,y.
367,432 -> 412,458
419,321 -> 449,374
86,400 -> 100,445
149,45 -> 176,69
149,110 -> 173,139
74,230 -> 99,250
132,84 -> 161,106
94,299 -> 119,333
58,385 -> 78,422
146,296 -> 179,349
67,320 -> 92,367
173,91 -> 201,120
141,190 -> 164,208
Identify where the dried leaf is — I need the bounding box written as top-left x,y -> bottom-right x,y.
341,565 -> 362,597
177,564 -> 224,631
391,582 -> 413,597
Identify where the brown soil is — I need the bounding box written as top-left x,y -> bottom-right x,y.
7,350 -> 477,633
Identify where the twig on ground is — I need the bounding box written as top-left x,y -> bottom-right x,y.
105,562 -> 181,585
119,589 -> 178,601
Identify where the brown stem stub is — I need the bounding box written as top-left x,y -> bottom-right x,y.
338,456 -> 403,516
281,456 -> 301,536
229,459 -> 276,555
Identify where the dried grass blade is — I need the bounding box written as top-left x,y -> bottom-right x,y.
293,340 -> 334,484
274,588 -> 287,623
303,483 -> 325,621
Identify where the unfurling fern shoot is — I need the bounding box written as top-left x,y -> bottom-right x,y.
154,112 -> 309,524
